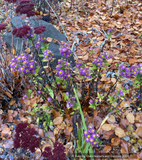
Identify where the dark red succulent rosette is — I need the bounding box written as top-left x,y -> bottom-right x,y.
4,0 -> 17,3
12,25 -> 31,38
15,0 -> 35,17
34,26 -> 46,34
0,23 -> 7,31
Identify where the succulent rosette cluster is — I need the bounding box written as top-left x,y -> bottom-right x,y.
14,123 -> 40,153
59,43 -> 72,58
76,60 -> 91,79
119,63 -> 142,77
12,25 -> 31,38
56,58 -> 73,80
0,23 -> 7,32
44,50 -> 54,61
42,141 -> 66,160
15,0 -> 36,17
10,53 -> 37,75
84,125 -> 99,146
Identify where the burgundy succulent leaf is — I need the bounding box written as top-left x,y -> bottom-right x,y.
0,23 -> 7,31
4,0 -> 17,3
19,0 -> 31,4
42,142 -> 66,160
20,6 -> 34,14
14,122 -> 40,153
34,26 -> 46,34
27,11 -> 36,17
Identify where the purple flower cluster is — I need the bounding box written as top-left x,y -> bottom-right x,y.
15,0 -> 36,17
89,98 -> 99,104
44,50 -> 54,61
59,43 -> 72,58
56,59 -> 72,80
75,60 -> 91,79
10,53 -> 37,75
0,23 -> 7,32
84,125 -> 99,146
12,25 -> 31,38
93,53 -> 111,68
119,63 -> 142,77
23,94 -> 28,102
35,37 -> 49,49
66,100 -> 74,109
14,122 -> 40,153
114,90 -> 124,99
42,141 -> 66,160
118,107 -> 124,114
25,26 -> 34,39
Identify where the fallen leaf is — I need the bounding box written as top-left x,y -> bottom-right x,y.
48,131 -> 55,142
126,113 -> 134,124
1,127 -> 11,139
102,124 -> 112,131
135,127 -> 142,137
53,116 -> 63,125
38,128 -> 44,138
35,148 -> 42,159
121,139 -> 130,153
115,127 -> 126,137
111,138 -> 121,146
103,145 -> 111,153
107,115 -> 116,123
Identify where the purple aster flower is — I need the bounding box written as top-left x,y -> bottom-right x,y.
56,64 -> 62,70
47,97 -> 51,102
92,141 -> 98,145
66,92 -> 69,95
88,125 -> 93,129
119,65 -> 126,70
89,99 -> 93,104
85,137 -> 90,143
95,99 -> 99,103
92,134 -> 96,139
23,94 -> 27,101
96,62 -> 102,67
89,128 -> 95,133
89,138 -> 94,143
57,70 -> 65,77
84,130 -> 89,136
96,133 -> 99,137
70,103 -> 75,108
139,70 -> 142,75
58,59 -> 63,64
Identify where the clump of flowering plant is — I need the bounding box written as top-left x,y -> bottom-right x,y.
84,125 -> 99,146
89,98 -> 99,109
10,53 -> 37,75
42,141 -> 66,160
14,122 -> 40,153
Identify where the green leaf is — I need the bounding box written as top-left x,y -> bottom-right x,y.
33,103 -> 37,107
41,59 -> 48,62
38,54 -> 44,57
70,112 -> 74,115
37,77 -> 43,80
36,117 -> 39,126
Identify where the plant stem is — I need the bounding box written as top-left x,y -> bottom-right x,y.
73,87 -> 94,160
